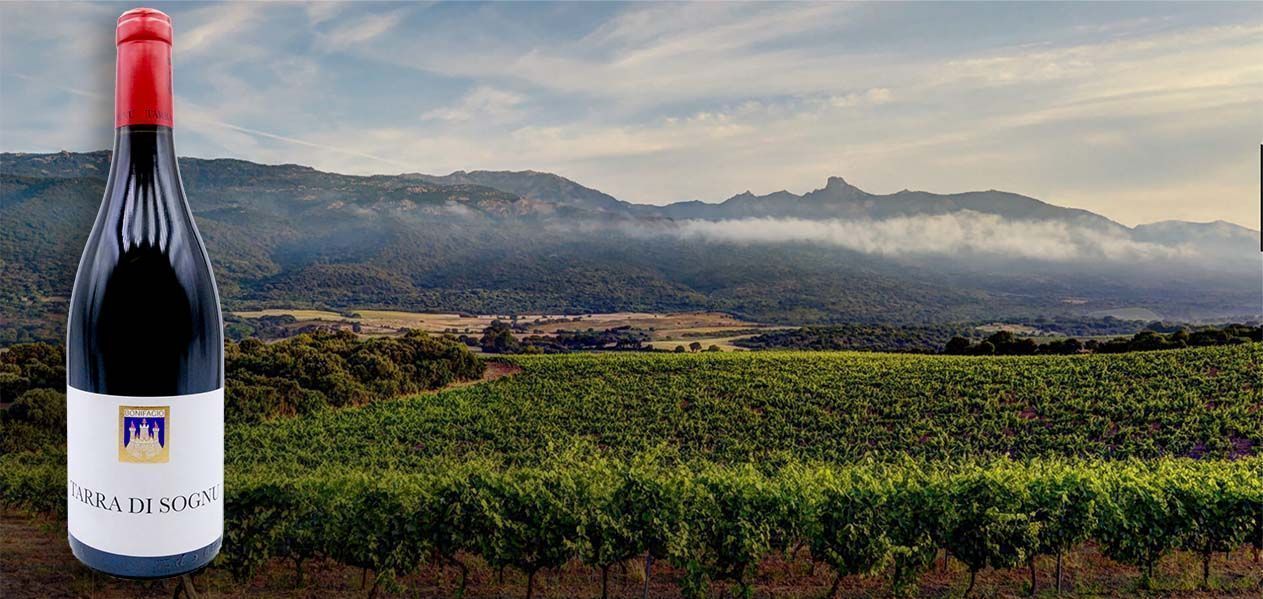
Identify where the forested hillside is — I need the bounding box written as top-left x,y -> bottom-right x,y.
3,151 -> 1259,345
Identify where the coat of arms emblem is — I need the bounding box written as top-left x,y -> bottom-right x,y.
118,406 -> 170,463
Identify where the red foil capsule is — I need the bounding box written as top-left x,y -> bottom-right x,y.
115,7 -> 174,128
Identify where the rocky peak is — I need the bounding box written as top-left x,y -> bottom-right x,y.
824,176 -> 852,190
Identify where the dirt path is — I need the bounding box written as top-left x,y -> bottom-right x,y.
477,360 -> 522,383
433,360 -> 521,394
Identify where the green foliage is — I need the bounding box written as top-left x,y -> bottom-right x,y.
806,468 -> 893,592
738,323 -> 979,353
220,480 -> 304,583
3,343 -> 1263,594
1026,464 -> 1099,565
223,313 -> 299,341
482,324 -> 652,354
0,388 -> 66,453
883,466 -> 949,596
944,469 -> 1040,593
5,449 -> 1263,595
225,345 -> 1263,472
417,468 -> 482,577
569,459 -> 638,598
1171,465 -> 1256,588
0,342 -> 64,399
470,467 -> 583,598
0,331 -> 483,455
1095,464 -> 1191,585
225,329 -> 484,423
0,450 -> 65,516
621,456 -> 690,562
945,324 -> 1260,355
672,466 -> 785,598
327,479 -> 426,594
479,320 -> 523,354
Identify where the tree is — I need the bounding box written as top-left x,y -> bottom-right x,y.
0,342 -> 64,392
944,337 -> 972,355
688,341 -> 703,353
1,388 -> 67,453
674,345 -> 687,353
1041,338 -> 1082,355
481,320 -> 523,354
1011,338 -> 1038,355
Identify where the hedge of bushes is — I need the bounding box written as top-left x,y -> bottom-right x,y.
0,331 -> 485,451
5,456 -> 1260,598
225,330 -> 483,423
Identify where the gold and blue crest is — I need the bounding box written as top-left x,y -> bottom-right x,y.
118,405 -> 170,463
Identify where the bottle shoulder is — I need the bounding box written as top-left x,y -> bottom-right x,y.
67,165 -> 223,395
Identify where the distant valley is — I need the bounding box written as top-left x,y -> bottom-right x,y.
1,150 -> 1259,343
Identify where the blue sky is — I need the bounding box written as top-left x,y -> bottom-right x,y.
1,1 -> 1259,227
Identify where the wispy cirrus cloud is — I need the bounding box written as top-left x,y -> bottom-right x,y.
179,2 -> 259,56
319,8 -> 408,49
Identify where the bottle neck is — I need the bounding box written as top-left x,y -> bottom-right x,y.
104,126 -> 186,252
116,38 -> 173,128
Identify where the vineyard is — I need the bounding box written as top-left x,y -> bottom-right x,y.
3,344 -> 1263,597
225,345 -> 1263,470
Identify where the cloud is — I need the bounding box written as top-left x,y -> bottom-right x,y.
1,2 -> 1260,228
827,88 -> 894,108
320,8 -> 407,49
628,212 -> 1195,262
178,96 -> 412,169
421,86 -> 525,123
8,72 -> 101,100
179,3 -> 259,56
361,3 -> 869,108
305,1 -> 346,26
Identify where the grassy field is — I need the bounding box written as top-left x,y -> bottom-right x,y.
233,308 -> 770,344
644,335 -> 757,351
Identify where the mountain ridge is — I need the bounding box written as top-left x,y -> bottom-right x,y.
3,150 -> 1253,233
2,150 -> 1258,345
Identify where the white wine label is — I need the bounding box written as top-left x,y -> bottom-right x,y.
67,386 -> 223,557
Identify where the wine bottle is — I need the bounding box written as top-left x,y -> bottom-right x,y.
66,7 -> 224,579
